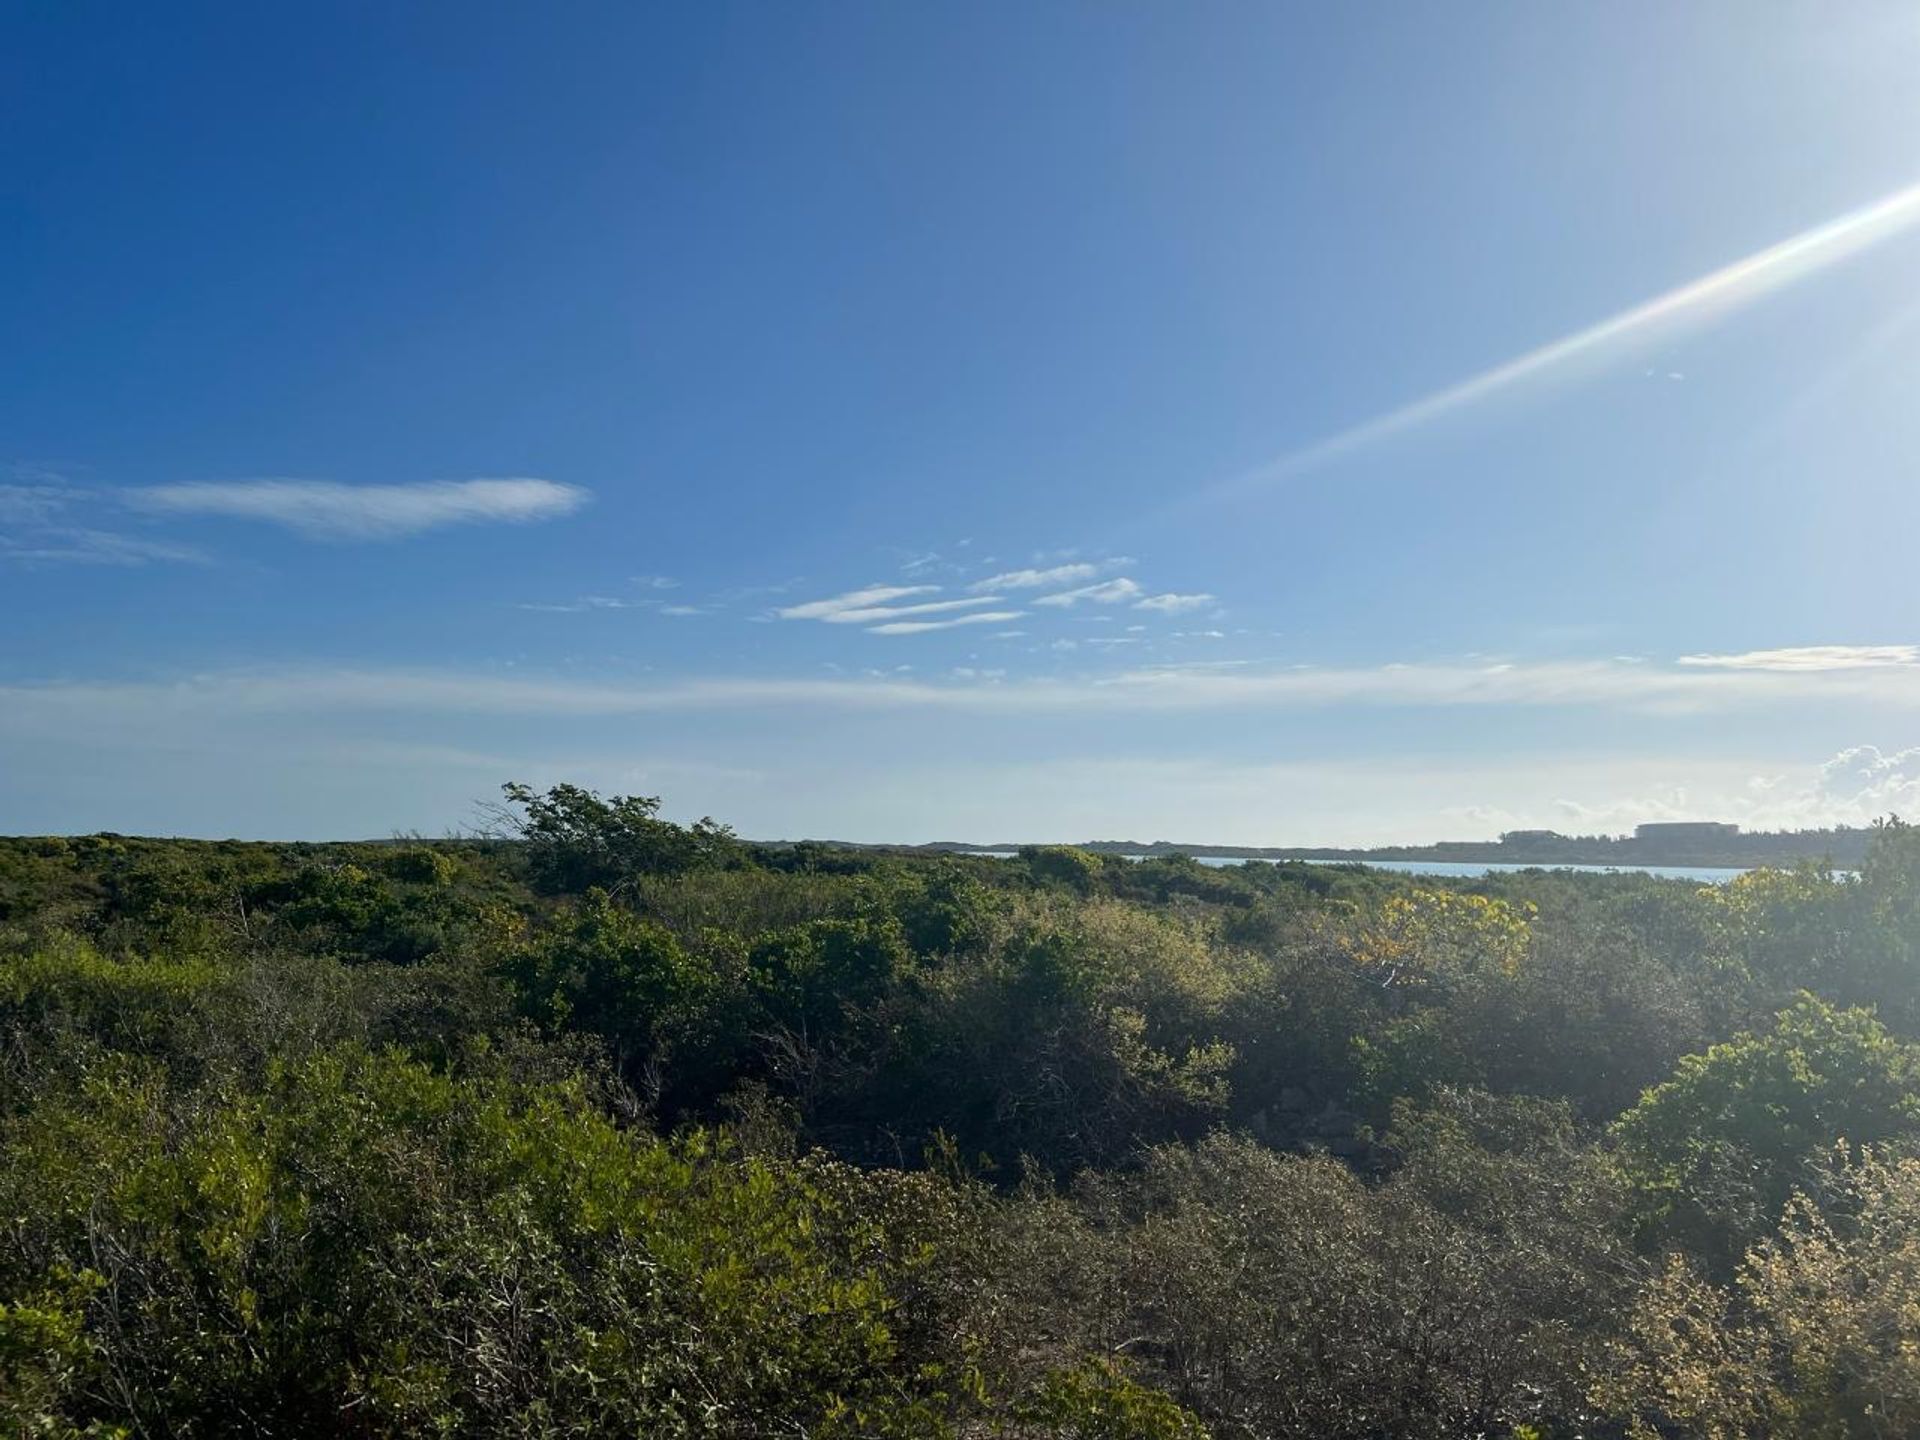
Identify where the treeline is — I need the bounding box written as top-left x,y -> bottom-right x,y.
907,825 -> 1875,869
5,785 -> 1920,1434
1459,825 -> 1871,868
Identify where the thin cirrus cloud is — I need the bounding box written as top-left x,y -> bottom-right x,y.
516,596 -> 640,614
1193,173 -> 1920,508
1135,592 -> 1216,614
967,562 -> 1098,592
518,589 -> 704,616
868,610 -> 1025,636
1,483 -> 209,568
777,585 -> 938,621
777,583 -> 1017,632
123,478 -> 590,539
821,596 -> 1006,625
782,575 -> 1211,631
1678,645 -> 1919,671
0,483 -> 74,524
1,527 -> 209,568
1034,578 -> 1143,607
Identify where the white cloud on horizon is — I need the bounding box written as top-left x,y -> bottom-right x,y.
14,652 -> 1920,726
8,728 -> 1912,846
1678,644 -> 1919,672
1544,744 -> 1920,835
1813,744 -> 1920,820
124,478 -> 589,539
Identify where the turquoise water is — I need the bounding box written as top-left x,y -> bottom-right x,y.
1283,857 -> 1747,883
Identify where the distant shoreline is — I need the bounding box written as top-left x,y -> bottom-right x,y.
780,826 -> 1876,871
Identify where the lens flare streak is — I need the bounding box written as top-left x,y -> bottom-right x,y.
1212,177 -> 1920,499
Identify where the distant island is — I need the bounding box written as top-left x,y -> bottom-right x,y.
806,821 -> 1877,870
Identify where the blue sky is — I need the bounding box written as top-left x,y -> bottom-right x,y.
7,2 -> 1920,842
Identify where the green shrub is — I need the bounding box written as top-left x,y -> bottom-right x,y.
1613,994 -> 1920,1267
0,1047 -> 955,1435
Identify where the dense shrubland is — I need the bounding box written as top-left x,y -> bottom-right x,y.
4,789 -> 1920,1435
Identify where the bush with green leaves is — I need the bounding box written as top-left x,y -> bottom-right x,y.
1613,993 -> 1920,1267
1596,1149 -> 1920,1440
11,790 -> 1920,1436
0,1046 -> 961,1436
492,781 -> 739,895
981,1128 -> 1621,1440
811,906 -> 1237,1174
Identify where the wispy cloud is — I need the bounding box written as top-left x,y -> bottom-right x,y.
821,596 -> 1004,625
777,583 -> 1018,631
1,476 -> 210,567
1202,174 -> 1920,503
516,596 -> 641,614
123,478 -> 589,539
1034,577 -> 1143,607
1678,645 -> 1919,672
519,591 -> 710,617
0,484 -> 73,524
969,562 -> 1098,592
867,610 -> 1026,636
778,585 -> 938,620
782,565 -> 1178,632
1,527 -> 208,567
1134,592 -> 1215,614
632,574 -> 679,590
715,578 -> 805,604
15,651 -> 1920,727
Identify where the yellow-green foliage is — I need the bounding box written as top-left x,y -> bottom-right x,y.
1597,1151 -> 1920,1440
1014,1359 -> 1212,1438
8,803 -> 1920,1438
0,1269 -> 120,1440
0,1046 -> 949,1436
1335,889 -> 1534,988
1061,898 -> 1252,1023
0,932 -> 223,1052
1611,995 -> 1920,1262
1694,863 -> 1856,996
